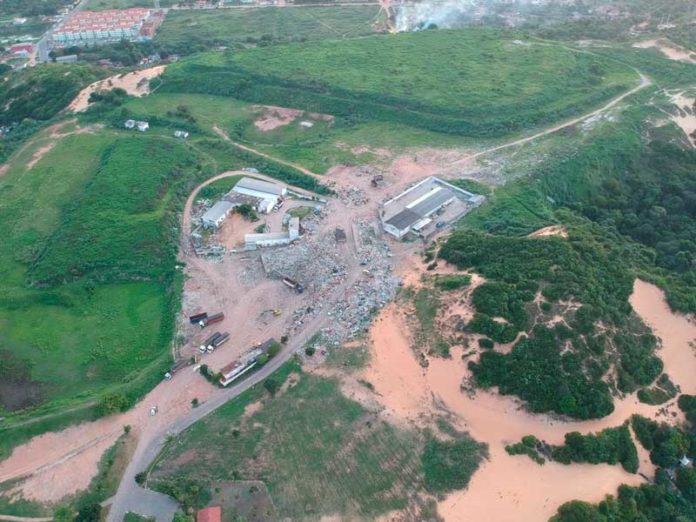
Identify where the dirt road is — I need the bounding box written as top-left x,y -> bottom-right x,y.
451,72 -> 652,166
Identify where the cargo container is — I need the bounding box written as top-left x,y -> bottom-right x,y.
189,312 -> 207,324
213,332 -> 230,348
200,312 -> 224,328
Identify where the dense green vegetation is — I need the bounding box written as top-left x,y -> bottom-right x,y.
154,6 -> 384,56
159,29 -> 637,138
550,424 -> 638,473
151,363 -> 485,518
0,0 -> 71,17
0,65 -> 103,162
552,397 -> 696,521
505,435 -> 546,465
0,130 -> 210,448
440,226 -> 661,419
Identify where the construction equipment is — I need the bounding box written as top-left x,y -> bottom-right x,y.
272,309 -> 282,316
282,276 -> 304,294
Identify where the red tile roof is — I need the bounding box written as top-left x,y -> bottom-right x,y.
197,507 -> 221,522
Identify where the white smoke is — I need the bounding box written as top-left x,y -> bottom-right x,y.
393,0 -> 567,33
395,0 -> 479,32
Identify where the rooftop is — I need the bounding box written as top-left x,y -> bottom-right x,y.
197,507 -> 221,522
234,177 -> 286,196
202,200 -> 234,224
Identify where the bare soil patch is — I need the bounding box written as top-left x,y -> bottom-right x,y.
667,91 -> 696,147
362,266 -> 696,521
69,65 -> 166,113
253,105 -> 334,132
633,39 -> 696,63
528,225 -> 568,238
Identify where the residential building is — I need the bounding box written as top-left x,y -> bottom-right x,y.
196,507 -> 222,522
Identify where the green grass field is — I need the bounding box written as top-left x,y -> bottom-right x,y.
155,6 -> 384,54
0,129 -> 203,430
160,29 -> 638,137
151,363 -> 486,519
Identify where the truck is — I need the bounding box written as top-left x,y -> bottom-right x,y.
200,312 -> 224,328
212,332 -> 230,349
189,312 -> 207,324
282,276 -> 304,294
200,332 -> 221,353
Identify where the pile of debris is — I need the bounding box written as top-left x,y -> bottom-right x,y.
336,186 -> 368,207
261,232 -> 347,295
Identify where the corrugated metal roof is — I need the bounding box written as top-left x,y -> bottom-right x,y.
202,200 -> 234,223
385,208 -> 421,231
409,188 -> 455,218
234,177 -> 286,196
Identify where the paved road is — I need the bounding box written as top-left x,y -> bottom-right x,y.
107,311 -> 330,522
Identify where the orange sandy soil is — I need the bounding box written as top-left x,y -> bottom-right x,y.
528,225 -> 569,239
360,275 -> 696,522
69,65 -> 166,113
253,105 -> 334,132
633,39 -> 696,64
668,91 -> 696,148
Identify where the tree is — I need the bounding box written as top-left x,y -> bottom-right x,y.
263,378 -> 280,396
677,467 -> 696,501
135,472 -> 147,485
305,346 -> 316,356
551,500 -> 604,522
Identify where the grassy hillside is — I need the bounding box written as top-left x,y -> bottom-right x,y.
0,131 -> 203,427
155,6 -> 384,55
160,29 -> 638,137
151,363 -> 487,519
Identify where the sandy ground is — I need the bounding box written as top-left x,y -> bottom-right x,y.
361,275 -> 696,522
253,106 -> 334,132
69,65 -> 166,113
633,39 -> 696,64
668,91 -> 696,147
528,225 -> 568,238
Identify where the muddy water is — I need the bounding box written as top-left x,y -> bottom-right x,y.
366,279 -> 696,521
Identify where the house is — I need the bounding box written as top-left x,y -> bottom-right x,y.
381,176 -> 484,239
136,121 -> 149,132
202,201 -> 235,229
10,44 -> 33,57
124,119 -> 136,129
174,130 -> 189,139
196,507 -> 221,522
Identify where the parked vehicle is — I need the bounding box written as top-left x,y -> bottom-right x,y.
200,312 -> 224,328
282,276 -> 304,294
189,312 -> 207,324
213,332 -> 230,348
200,332 -> 221,352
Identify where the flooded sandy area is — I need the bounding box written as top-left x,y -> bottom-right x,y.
633,39 -> 696,64
69,65 -> 166,113
364,275 -> 696,521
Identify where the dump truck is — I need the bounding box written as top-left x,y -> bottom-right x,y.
200,332 -> 221,352
200,312 -> 224,328
212,332 -> 230,349
282,277 -> 304,294
189,312 -> 207,324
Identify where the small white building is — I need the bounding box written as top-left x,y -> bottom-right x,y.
124,119 -> 136,129
136,121 -> 149,132
174,130 -> 189,139
202,200 -> 235,229
244,217 -> 300,249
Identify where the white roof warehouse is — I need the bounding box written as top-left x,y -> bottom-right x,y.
381,176 -> 484,239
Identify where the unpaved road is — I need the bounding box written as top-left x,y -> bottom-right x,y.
0,65 -> 655,518
451,72 -> 652,166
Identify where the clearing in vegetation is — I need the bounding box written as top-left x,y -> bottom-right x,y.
150,363 -> 486,519
160,29 -> 639,138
